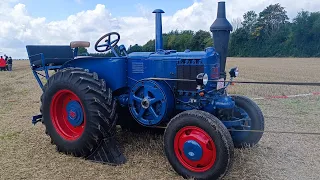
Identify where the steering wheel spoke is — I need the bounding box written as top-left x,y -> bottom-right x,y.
110,39 -> 118,45
97,44 -> 109,48
94,32 -> 120,53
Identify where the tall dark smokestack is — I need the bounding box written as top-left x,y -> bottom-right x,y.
152,9 -> 165,51
210,1 -> 233,80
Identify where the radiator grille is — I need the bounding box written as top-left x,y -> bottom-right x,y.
176,59 -> 204,91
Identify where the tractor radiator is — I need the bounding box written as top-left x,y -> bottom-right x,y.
177,59 -> 204,91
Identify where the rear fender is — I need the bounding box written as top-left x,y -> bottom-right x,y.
60,57 -> 127,91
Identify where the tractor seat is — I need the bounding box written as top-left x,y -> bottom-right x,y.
71,41 -> 92,59
27,41 -> 91,67
70,41 -> 90,48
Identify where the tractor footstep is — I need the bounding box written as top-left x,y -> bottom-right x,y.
86,137 -> 127,165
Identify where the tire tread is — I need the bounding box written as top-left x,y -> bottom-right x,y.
40,67 -> 118,158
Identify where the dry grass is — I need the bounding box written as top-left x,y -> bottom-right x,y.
0,58 -> 319,180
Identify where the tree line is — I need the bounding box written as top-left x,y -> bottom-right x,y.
83,3 -> 320,57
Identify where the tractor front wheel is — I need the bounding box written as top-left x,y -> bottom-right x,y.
41,68 -> 118,158
230,95 -> 265,148
164,110 -> 234,180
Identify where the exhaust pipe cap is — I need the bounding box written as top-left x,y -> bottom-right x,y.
210,1 -> 233,32
153,9 -> 165,13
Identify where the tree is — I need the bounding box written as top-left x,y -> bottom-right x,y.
127,44 -> 143,53
256,3 -> 289,37
289,11 -> 320,56
78,47 -> 88,55
231,18 -> 243,31
242,11 -> 258,34
190,30 -> 212,51
143,40 -> 155,52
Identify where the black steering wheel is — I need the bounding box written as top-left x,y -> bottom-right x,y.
94,32 -> 120,53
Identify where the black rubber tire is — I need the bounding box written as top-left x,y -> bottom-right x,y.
117,105 -> 147,133
231,95 -> 264,148
40,67 -> 118,157
164,110 -> 234,180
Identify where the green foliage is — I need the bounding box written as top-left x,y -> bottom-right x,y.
242,11 -> 258,34
228,3 -> 320,57
78,47 -> 88,55
89,3 -> 320,58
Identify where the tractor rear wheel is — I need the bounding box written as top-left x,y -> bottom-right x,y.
41,68 -> 118,158
164,110 -> 234,180
230,95 -> 264,148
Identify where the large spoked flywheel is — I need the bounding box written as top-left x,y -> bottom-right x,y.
129,80 -> 174,126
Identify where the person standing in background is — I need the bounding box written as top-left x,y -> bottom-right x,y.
7,57 -> 12,71
0,56 -> 6,71
4,54 -> 8,71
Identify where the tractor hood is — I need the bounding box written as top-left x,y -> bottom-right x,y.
128,50 -> 209,60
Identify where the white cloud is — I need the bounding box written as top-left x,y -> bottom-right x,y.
0,0 -> 319,58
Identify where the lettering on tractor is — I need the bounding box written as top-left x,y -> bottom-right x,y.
26,1 -> 264,179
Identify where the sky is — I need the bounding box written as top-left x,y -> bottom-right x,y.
0,0 -> 319,58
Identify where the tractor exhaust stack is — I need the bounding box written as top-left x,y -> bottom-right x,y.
210,1 -> 233,80
153,9 -> 165,51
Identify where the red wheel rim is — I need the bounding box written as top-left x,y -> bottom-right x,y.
50,89 -> 86,141
174,126 -> 217,172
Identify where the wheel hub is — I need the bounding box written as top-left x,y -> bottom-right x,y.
183,140 -> 203,161
174,126 -> 217,172
66,100 -> 84,127
141,98 -> 150,109
50,89 -> 86,141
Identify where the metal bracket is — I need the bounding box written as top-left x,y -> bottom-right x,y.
32,114 -> 43,125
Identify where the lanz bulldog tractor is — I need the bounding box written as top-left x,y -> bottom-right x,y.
26,1 -> 264,179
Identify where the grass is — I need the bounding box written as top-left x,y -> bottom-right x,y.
0,59 -> 319,179
0,131 -> 21,140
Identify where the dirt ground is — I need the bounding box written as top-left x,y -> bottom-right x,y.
0,58 -> 319,180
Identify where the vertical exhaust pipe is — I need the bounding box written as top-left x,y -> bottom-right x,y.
153,9 -> 165,51
210,1 -> 233,80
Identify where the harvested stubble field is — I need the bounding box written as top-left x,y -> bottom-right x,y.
0,58 -> 319,180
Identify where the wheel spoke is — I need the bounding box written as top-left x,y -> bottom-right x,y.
138,108 -> 146,118
132,95 -> 142,103
149,98 -> 157,105
148,107 -> 158,118
144,88 -> 149,97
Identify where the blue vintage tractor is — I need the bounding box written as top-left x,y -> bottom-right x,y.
26,1 -> 264,179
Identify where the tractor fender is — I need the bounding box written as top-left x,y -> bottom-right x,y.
60,57 -> 127,91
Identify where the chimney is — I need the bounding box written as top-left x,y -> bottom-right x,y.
210,1 -> 233,80
152,9 -> 165,51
